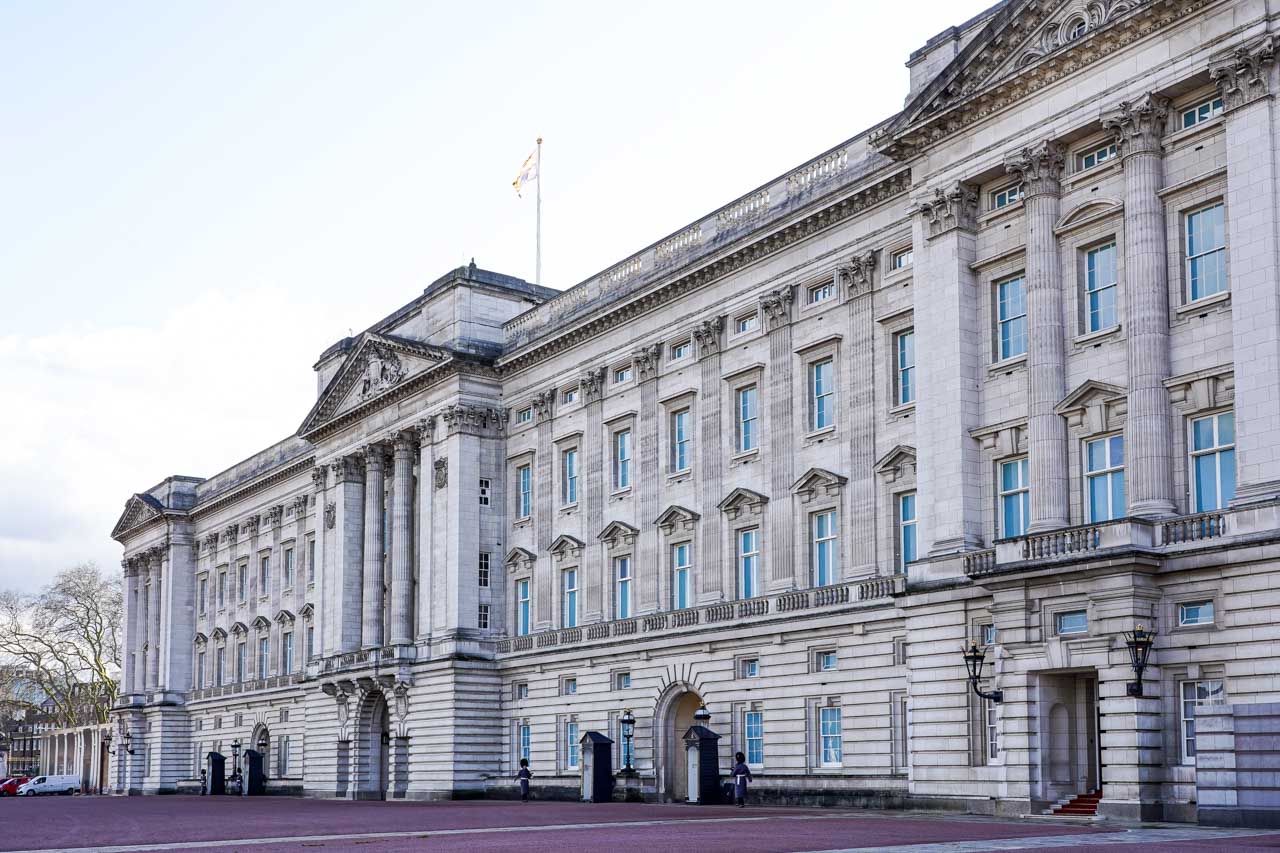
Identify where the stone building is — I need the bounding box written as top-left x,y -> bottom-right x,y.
110,0 -> 1280,825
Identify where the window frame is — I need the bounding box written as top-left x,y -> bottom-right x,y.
562,567 -> 579,629
515,406 -> 533,425
897,491 -> 917,573
613,428 -> 632,491
894,329 -> 915,406
516,463 -> 533,520
1189,410 -> 1236,512
998,457 -> 1030,539
745,709 -> 764,767
990,183 -> 1023,210
671,408 -> 691,473
807,280 -> 834,305
890,247 -> 913,271
995,275 -> 1028,362
614,556 -> 632,620
1177,600 -> 1215,627
613,364 -> 633,384
736,385 -> 760,453
1084,433 -> 1126,522
669,340 -> 691,361
1076,141 -> 1117,172
737,527 -> 760,600
672,542 -> 692,610
1185,202 -> 1227,302
515,577 -> 531,636
478,551 -> 491,587
811,509 -> 838,587
1055,610 -> 1088,636
1181,96 -> 1224,129
734,312 -> 760,335
1180,678 -> 1226,764
810,358 -> 835,432
562,447 -> 579,506
1084,241 -> 1119,333
478,478 -> 491,507
819,705 -> 843,767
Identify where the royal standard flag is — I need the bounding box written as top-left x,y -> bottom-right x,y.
512,146 -> 539,197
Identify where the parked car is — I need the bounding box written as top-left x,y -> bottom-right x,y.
17,775 -> 79,796
0,777 -> 30,796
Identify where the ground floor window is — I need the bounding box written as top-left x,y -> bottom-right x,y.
1181,679 -> 1226,763
745,710 -> 763,766
819,706 -> 842,766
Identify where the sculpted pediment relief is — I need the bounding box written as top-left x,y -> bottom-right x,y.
210,627 -> 227,642
505,547 -> 536,572
792,468 -> 848,502
111,493 -> 164,540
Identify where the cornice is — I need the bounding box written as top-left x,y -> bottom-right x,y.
190,456 -> 318,522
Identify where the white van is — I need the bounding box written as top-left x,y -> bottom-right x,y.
17,775 -> 79,796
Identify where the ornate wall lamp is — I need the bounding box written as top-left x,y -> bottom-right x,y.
1124,624 -> 1156,697
962,642 -> 1004,703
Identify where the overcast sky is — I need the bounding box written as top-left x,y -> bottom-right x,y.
0,0 -> 993,592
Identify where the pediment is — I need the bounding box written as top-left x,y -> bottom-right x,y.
1055,379 -> 1127,433
549,534 -> 586,560
299,333 -> 449,436
230,621 -> 248,636
111,493 -> 164,540
654,505 -> 701,534
597,521 -> 640,548
505,547 -> 536,570
274,609 -> 295,624
874,446 -> 917,483
718,488 -> 768,519
792,468 -> 848,501
299,603 -> 315,620
1056,198 -> 1123,233
210,627 -> 227,641
252,615 -> 271,630
1055,379 -> 1126,414
193,632 -> 208,647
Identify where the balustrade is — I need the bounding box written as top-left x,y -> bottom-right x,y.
1162,511 -> 1226,544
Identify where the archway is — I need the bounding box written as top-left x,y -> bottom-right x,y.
356,691 -> 391,800
251,723 -> 271,782
654,685 -> 704,803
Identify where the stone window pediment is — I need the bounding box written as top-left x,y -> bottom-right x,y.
1055,380 -> 1127,433
969,419 -> 1029,457
252,615 -> 271,631
549,534 -> 586,561
654,504 -> 701,535
505,547 -> 536,572
1165,365 -> 1234,413
1054,198 -> 1123,234
874,445 -> 918,483
210,627 -> 227,642
792,468 -> 848,502
274,609 -> 295,625
597,521 -> 639,549
193,632 -> 209,647
718,488 -> 769,520
230,622 -> 248,637
299,603 -> 315,620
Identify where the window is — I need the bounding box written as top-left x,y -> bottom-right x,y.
614,557 -> 632,619
891,247 -> 913,270
615,671 -> 631,690
515,579 -> 531,636
278,735 -> 290,777
218,571 -> 226,608
198,578 -> 207,616
891,693 -> 908,774
281,631 -> 293,674
478,604 -> 490,630
997,276 -> 1027,360
990,184 -> 1022,210
672,543 -> 692,610
1186,203 -> 1227,300
516,464 -> 532,519
1078,142 -> 1116,171
820,707 -> 843,766
898,492 -> 917,572
478,478 -> 491,507
999,458 -> 1030,538
305,626 -> 314,661
985,697 -> 999,761
516,407 -> 533,424
670,340 -> 691,360
811,359 -> 834,430
258,554 -> 270,593
562,387 -> 578,405
817,650 -> 838,672
735,313 -> 759,334
613,430 -> 632,490
1085,243 -> 1118,332
812,510 -> 838,587
671,409 -> 691,472
478,552 -> 491,587
306,537 -> 316,583
236,642 -> 247,682
196,652 -> 206,688
1181,679 -> 1226,763
1178,600 -> 1215,626
562,448 -> 579,505
738,528 -> 760,599
1055,610 -> 1088,635
614,365 -> 632,384
1066,17 -> 1086,40
563,677 -> 578,696
519,723 -> 531,763
737,385 -> 759,452
741,658 -> 759,678
562,568 -> 578,629
237,564 -> 247,602
807,280 -> 834,304
566,720 -> 580,769
745,710 -> 764,765
283,547 -> 295,588
515,682 -> 529,701
981,624 -> 998,645
215,647 -> 226,685
1181,96 -> 1224,129
257,637 -> 269,678
895,330 -> 915,405
1191,412 -> 1235,511
1084,435 -> 1126,522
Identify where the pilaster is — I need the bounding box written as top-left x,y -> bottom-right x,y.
842,253 -> 879,577
634,344 -> 662,613
414,420 -> 435,642
761,286 -> 796,592
533,389 -> 556,631
580,368 -> 607,622
693,317 -> 725,603
331,454 -> 365,654
361,445 -> 388,649
389,432 -> 416,646
159,529 -> 196,700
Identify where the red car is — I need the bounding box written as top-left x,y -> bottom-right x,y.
0,777 -> 30,796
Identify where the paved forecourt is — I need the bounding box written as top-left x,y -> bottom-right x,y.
2,798 -> 1278,853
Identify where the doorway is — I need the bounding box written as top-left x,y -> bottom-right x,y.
657,689 -> 703,802
1038,671 -> 1100,802
358,692 -> 390,800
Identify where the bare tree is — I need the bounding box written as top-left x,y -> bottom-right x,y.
0,563 -> 122,726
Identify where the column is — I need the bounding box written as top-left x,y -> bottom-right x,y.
389,432 -> 415,646
122,560 -> 140,696
761,286 -> 796,592
160,532 -> 194,696
332,456 -> 365,654
361,446 -> 387,649
843,253 -> 878,576
1211,38 -> 1280,504
580,368 -> 607,621
634,345 -> 662,613
414,420 -> 434,642
534,391 -> 556,631
692,318 -> 725,602
1007,140 -> 1070,531
1103,93 -> 1177,517
145,552 -> 160,691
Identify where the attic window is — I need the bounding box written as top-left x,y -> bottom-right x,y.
516,407 -> 533,424
1066,18 -> 1086,41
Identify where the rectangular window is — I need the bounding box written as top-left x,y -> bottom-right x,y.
896,330 -> 915,405
566,721 -> 580,769
985,698 -> 999,761
999,458 -> 1030,538
891,247 -> 913,270
562,448 -> 579,505
257,637 -> 269,678
283,547 -> 295,588
1181,679 -> 1226,763
519,723 -> 531,763
306,537 -> 316,583
1187,203 -> 1227,301
991,184 -> 1022,210
216,647 -> 226,685
735,313 -> 759,334
1077,142 -> 1117,171
516,579 -> 531,636
737,385 -> 759,452
218,571 -> 226,608
562,568 -> 578,629
305,626 -> 314,661
615,557 -> 632,619
258,554 -> 270,593
1181,96 -> 1224,129
820,707 -> 843,765
738,528 -> 760,599
997,276 -> 1028,360
478,604 -> 490,629
741,658 -> 759,678
673,543 -> 692,610
614,365 -> 632,384
615,671 -> 631,690
745,710 -> 764,766
278,735 -> 290,776
478,552 -> 491,587
1085,243 -> 1118,332
1178,600 -> 1215,626
517,464 -> 532,519
236,642 -> 246,683
670,340 -> 691,360
1086,435 -> 1126,522
562,387 -> 578,405
812,510 -> 838,587
196,652 -> 206,688
563,677 -> 577,696
811,359 -> 834,430
614,430 -> 632,490
1191,412 -> 1235,511
237,564 -> 247,602
198,578 -> 207,616
671,409 -> 691,472
1055,610 -> 1088,635
898,492 -> 917,572
515,682 -> 529,700
817,650 -> 838,672
281,631 -> 293,674
478,478 -> 491,507
982,624 -> 998,645
516,407 -> 533,424
807,281 -> 834,304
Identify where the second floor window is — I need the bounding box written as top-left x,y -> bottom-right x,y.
281,631 -> 293,673
257,637 -> 269,677
812,510 -> 837,587
236,642 -> 246,682
615,557 -> 632,619
738,528 -> 760,599
808,281 -> 833,304
891,247 -> 913,270
738,385 -> 759,452
1086,243 -> 1118,332
283,547 -> 294,588
671,409 -> 691,472
1000,458 -> 1030,538
820,706 -> 843,765
899,493 -> 917,573
237,564 -> 247,602
478,552 -> 491,587
1085,435 -> 1125,522
614,430 -> 632,490
997,276 -> 1027,360
306,538 -> 316,583
811,359 -> 834,430
562,568 -> 578,629
745,710 -> 764,765
1182,96 -> 1224,129
1187,203 -> 1227,301
1077,142 -> 1117,171
673,542 -> 691,610
198,578 -> 207,616
515,579 -> 531,636
990,184 -> 1022,210
1192,411 -> 1235,511
259,555 -> 270,593
562,448 -> 578,505
517,465 -> 532,519
896,330 -> 915,405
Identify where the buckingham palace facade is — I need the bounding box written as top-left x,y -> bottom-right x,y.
109,0 -> 1280,825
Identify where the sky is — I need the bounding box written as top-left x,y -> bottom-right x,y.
0,0 -> 994,592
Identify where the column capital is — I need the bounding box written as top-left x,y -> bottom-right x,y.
415,417 -> 435,446
841,250 -> 878,297
331,455 -> 364,485
1005,140 -> 1066,198
579,367 -> 607,403
439,403 -> 506,437
311,466 -> 327,491
532,388 -> 556,423
632,344 -> 662,383
1210,35 -> 1276,112
759,285 -> 795,332
916,182 -> 979,238
391,430 -> 417,456
361,444 -> 389,473
691,316 -> 724,359
1103,93 -> 1170,158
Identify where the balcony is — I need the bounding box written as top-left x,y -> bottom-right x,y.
495,575 -> 903,657
187,674 -> 302,703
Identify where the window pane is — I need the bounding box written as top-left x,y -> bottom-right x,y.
1218,412 -> 1235,445
1195,453 -> 1219,511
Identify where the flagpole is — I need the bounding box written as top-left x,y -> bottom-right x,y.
535,136 -> 542,286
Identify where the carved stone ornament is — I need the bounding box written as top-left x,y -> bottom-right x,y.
290,494 -> 310,516
1005,139 -> 1066,198
759,286 -> 795,331
241,515 -> 260,537
917,183 -> 979,238
311,467 -> 327,491
391,681 -> 411,737
690,316 -> 725,358
416,416 -> 435,444
579,367 -> 607,403
1210,35 -> 1275,112
440,404 -> 505,436
264,505 -> 284,528
844,251 -> 877,295
1102,92 -> 1170,158
433,458 -> 448,490
222,523 -> 239,544
532,389 -> 555,422
358,343 -> 405,400
632,343 -> 662,382
331,456 -> 364,485
201,532 -> 220,552
324,502 -> 336,530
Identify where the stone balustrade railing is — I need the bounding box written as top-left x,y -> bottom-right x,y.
188,674 -> 302,702
963,549 -> 997,577
786,148 -> 849,193
1162,511 -> 1226,544
1021,525 -> 1103,560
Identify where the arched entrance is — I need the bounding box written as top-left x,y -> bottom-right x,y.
655,685 -> 704,803
251,723 -> 271,783
356,691 -> 391,800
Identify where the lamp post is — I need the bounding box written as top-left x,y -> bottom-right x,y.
619,708 -> 636,773
231,738 -> 242,777
1124,624 -> 1156,697
104,730 -> 134,755
962,642 -> 1004,703
693,702 -> 711,726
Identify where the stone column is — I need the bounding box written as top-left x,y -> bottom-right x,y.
362,447 -> 388,649
692,318 -> 725,602
389,433 -> 415,646
145,550 -> 161,691
761,286 -> 796,592
1007,140 -> 1069,531
533,390 -> 556,631
1211,37 -> 1280,505
580,368 -> 607,622
414,420 -> 434,642
843,253 -> 879,577
1103,93 -> 1177,517
122,559 -> 140,696
332,455 -> 365,654
634,344 -> 662,613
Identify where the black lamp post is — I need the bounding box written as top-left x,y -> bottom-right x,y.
619,708 -> 636,772
962,642 -> 1004,703
1124,624 -> 1156,697
104,730 -> 134,755
231,738 -> 242,776
693,702 -> 711,726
